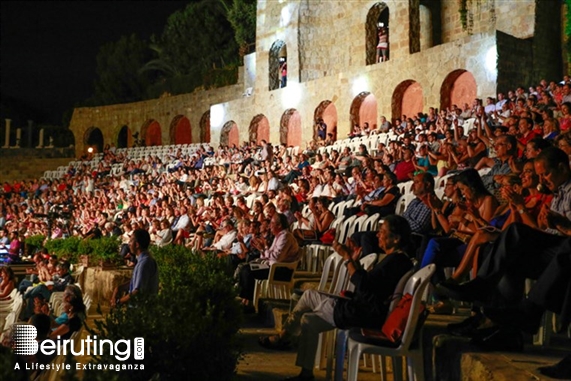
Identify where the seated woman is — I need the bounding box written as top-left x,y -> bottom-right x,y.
421,168 -> 498,313
360,172 -> 401,216
258,215 -> 413,381
293,197 -> 335,246
0,266 -> 16,300
49,297 -> 85,340
444,160 -> 551,284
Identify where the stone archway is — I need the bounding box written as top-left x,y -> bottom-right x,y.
269,40 -> 287,90
199,111 -> 211,143
440,70 -> 477,111
220,121 -> 239,148
117,125 -> 131,149
141,119 -> 162,147
249,114 -> 270,144
280,109 -> 302,147
366,2 -> 390,65
84,127 -> 104,153
392,80 -> 424,121
314,100 -> 338,141
350,92 -> 378,130
169,115 -> 192,145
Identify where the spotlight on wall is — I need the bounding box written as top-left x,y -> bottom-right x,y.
352,75 -> 370,97
211,104 -> 225,128
281,82 -> 302,109
484,46 -> 498,81
280,4 -> 292,27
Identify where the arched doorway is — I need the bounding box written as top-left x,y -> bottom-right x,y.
392,80 -> 424,121
199,111 -> 211,143
350,92 -> 378,131
141,119 -> 162,147
117,125 -> 131,148
280,109 -> 302,147
220,121 -> 239,148
84,127 -> 104,153
169,115 -> 192,145
314,100 -> 338,141
440,70 -> 478,111
366,3 -> 389,65
249,114 -> 270,144
269,40 -> 287,90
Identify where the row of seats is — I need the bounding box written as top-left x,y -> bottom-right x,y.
42,143 -> 211,180
0,288 -> 24,341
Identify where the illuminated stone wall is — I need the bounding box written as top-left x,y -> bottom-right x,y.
69,0 -> 556,156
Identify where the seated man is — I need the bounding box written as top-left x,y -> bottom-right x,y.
258,215 -> 414,381
438,147 -> 571,342
202,219 -> 237,252
350,172 -> 441,256
237,213 -> 299,310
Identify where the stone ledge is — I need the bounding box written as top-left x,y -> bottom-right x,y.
461,351 -> 567,381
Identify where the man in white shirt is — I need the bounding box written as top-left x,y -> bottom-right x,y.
484,97 -> 496,116
495,93 -> 507,110
205,219 -> 237,252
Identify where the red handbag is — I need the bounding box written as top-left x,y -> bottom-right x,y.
319,228 -> 336,244
380,293 -> 423,343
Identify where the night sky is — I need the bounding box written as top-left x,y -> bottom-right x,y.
0,1 -> 190,126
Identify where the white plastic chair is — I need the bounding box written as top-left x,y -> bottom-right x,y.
345,264 -> 436,381
253,260 -> 300,313
319,253 -> 378,379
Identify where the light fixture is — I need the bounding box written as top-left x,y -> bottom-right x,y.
87,147 -> 94,153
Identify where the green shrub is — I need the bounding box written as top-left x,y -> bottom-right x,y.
44,236 -> 83,263
89,236 -> 121,265
24,234 -> 46,249
86,247 -> 243,380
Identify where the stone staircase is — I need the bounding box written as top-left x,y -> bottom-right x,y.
0,157 -> 72,182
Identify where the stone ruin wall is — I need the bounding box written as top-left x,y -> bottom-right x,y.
70,0 -> 545,155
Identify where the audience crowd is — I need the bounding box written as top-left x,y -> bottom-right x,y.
1,76 -> 571,380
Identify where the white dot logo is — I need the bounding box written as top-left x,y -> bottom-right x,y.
14,325 -> 39,355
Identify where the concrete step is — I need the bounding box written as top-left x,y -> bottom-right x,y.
461,351 -> 568,381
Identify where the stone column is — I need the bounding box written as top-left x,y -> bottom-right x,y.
3,119 -> 10,148
27,120 -> 33,148
37,128 -> 44,149
15,128 -> 21,148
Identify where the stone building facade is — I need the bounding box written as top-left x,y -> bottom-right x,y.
69,0 -> 563,155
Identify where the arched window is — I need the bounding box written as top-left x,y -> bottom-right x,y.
220,121 -> 239,148
169,115 -> 192,145
366,3 -> 389,65
350,92 -> 378,131
117,125 -> 131,148
392,80 -> 424,122
419,0 -> 442,50
199,111 -> 211,143
314,100 -> 338,142
141,119 -> 162,147
84,127 -> 104,153
269,40 -> 287,90
280,109 -> 301,147
440,70 -> 477,112
248,114 -> 270,144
